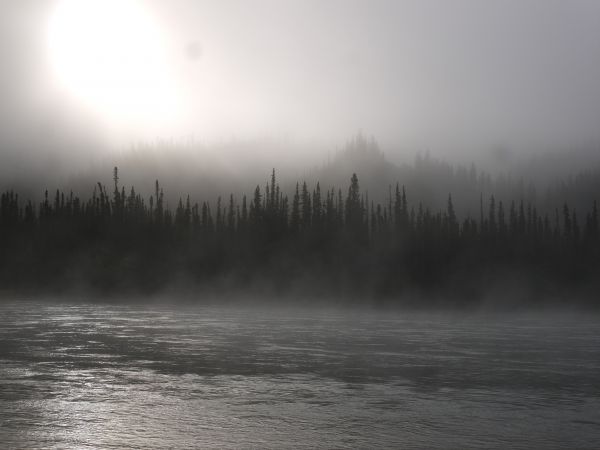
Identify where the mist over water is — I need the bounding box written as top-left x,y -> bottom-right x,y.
1,302 -> 600,449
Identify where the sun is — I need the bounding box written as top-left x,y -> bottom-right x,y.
47,0 -> 179,129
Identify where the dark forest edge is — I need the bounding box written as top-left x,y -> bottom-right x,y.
1,167 -> 599,307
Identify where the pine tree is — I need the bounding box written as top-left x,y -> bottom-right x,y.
290,183 -> 300,233
447,194 -> 458,237
498,201 -> 506,236
227,194 -> 235,233
301,181 -> 311,231
345,174 -> 362,231
488,196 -> 496,235
563,204 -> 572,238
312,182 -> 322,230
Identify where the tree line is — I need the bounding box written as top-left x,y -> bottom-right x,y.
0,167 -> 598,304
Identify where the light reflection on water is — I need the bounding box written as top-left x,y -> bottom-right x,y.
1,302 -> 600,448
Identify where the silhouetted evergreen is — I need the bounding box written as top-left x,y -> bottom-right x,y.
0,168 -> 599,305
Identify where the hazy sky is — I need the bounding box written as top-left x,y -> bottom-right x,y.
1,0 -> 600,166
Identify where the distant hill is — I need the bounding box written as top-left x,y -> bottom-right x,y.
303,134 -> 399,203
2,134 -> 599,220
305,135 -> 600,219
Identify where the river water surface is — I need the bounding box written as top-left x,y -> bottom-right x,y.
1,302 -> 600,448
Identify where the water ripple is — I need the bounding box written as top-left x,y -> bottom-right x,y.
1,302 -> 600,448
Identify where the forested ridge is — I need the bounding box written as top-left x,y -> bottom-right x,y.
1,166 -> 599,305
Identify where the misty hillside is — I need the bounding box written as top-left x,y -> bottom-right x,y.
306,135 -> 600,218
2,134 -> 600,220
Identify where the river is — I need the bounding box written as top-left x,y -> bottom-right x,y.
1,302 -> 599,448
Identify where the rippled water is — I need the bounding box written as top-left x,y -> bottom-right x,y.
1,302 -> 600,448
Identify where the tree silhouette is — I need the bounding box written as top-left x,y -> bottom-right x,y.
0,166 -> 598,304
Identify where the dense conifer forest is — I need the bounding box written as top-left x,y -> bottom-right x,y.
0,165 -> 599,305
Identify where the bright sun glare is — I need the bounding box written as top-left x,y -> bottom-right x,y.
47,0 -> 179,130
